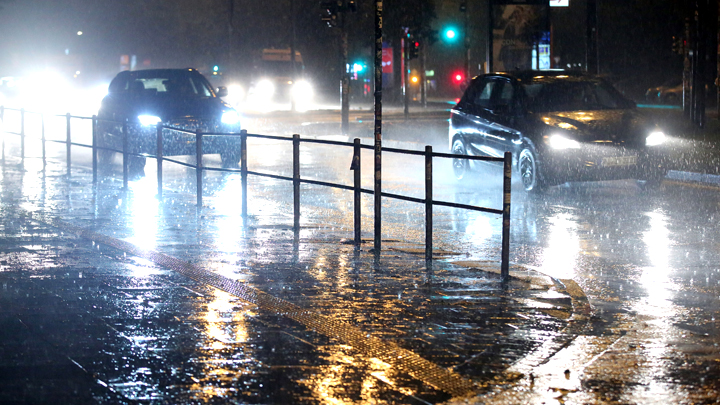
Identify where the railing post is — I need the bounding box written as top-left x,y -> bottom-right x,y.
20,108 -> 25,166
196,129 -> 203,207
501,151 -> 512,282
156,124 -> 163,199
425,145 -> 433,262
293,133 -> 300,232
352,138 -> 361,246
66,113 -> 71,177
122,120 -> 129,190
40,113 -> 46,169
240,129 -> 248,218
91,115 -> 97,184
1,105 -> 4,165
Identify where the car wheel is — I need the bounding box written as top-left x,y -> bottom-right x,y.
220,151 -> 240,168
451,139 -> 470,181
518,147 -> 545,193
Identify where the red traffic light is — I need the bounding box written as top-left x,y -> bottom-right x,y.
453,73 -> 464,83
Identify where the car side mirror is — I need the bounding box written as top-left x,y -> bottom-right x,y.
216,86 -> 228,97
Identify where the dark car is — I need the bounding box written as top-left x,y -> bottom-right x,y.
645,78 -> 682,104
449,70 -> 668,192
97,68 -> 242,171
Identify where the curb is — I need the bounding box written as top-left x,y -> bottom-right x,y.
666,170 -> 720,187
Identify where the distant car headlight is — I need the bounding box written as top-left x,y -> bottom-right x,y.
221,110 -> 241,125
255,79 -> 275,97
548,134 -> 581,150
138,115 -> 162,127
646,131 -> 666,146
227,84 -> 245,101
292,80 -> 313,101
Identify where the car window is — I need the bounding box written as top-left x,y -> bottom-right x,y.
496,80 -> 514,108
523,79 -> 632,112
472,79 -> 495,109
109,73 -> 214,98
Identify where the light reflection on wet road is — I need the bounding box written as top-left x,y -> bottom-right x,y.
1,111 -> 719,403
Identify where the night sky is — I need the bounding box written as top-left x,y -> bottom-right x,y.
0,0 -> 706,100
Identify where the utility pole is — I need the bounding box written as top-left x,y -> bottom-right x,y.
320,0 -> 353,133
373,0 -> 383,252
403,30 -> 409,119
341,3 -> 350,134
420,40 -> 427,108
684,16 -> 691,117
462,1 -> 470,81
290,0 -> 297,112
227,0 -> 234,74
586,0 -> 599,74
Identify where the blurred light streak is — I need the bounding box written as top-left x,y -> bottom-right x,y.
539,212 -> 579,279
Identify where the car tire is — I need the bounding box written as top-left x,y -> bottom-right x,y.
451,138 -> 470,181
220,151 -> 240,168
518,147 -> 546,193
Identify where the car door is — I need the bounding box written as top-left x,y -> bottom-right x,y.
483,77 -> 524,158
451,76 -> 499,159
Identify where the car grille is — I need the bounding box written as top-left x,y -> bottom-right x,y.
165,118 -> 219,133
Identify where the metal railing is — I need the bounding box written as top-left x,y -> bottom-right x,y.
0,105 -> 513,279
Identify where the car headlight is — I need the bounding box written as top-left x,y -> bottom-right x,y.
292,80 -> 313,100
646,131 -> 666,146
138,115 -> 162,126
221,110 -> 241,125
255,79 -> 275,97
548,134 -> 581,150
227,84 -> 245,101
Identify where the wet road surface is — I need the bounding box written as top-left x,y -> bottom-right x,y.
1,108 -> 719,403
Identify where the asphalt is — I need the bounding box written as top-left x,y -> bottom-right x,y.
0,153 -> 591,404
0,106 -> 718,404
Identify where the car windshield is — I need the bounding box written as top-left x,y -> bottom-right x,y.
523,79 -> 632,112
109,72 -> 214,98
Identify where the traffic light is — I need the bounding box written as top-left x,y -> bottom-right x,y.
671,36 -> 685,55
444,28 -> 458,41
453,72 -> 464,84
409,41 -> 420,59
320,1 -> 339,27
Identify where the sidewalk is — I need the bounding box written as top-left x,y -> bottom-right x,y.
0,158 -> 589,403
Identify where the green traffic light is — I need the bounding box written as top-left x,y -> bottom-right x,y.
213,65 -> 219,72
445,29 -> 457,40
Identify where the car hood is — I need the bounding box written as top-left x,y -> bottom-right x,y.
534,109 -> 654,142
100,94 -> 232,122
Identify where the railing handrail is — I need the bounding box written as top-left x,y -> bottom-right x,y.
1,105 -> 512,280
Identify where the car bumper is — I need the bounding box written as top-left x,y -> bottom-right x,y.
539,143 -> 665,184
99,121 -> 242,157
